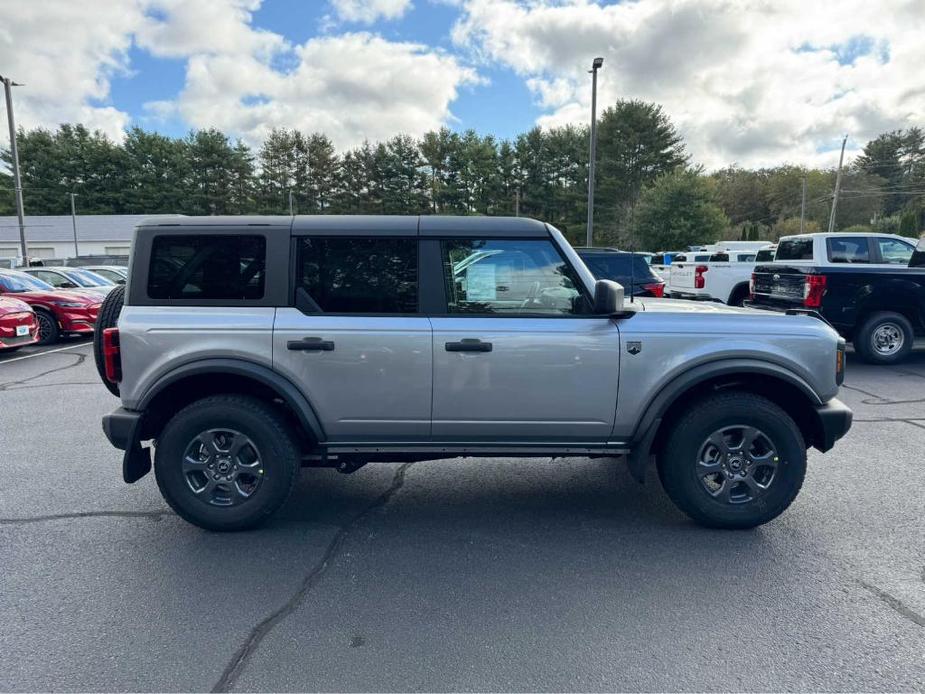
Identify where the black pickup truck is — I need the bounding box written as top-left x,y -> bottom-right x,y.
748,233 -> 925,364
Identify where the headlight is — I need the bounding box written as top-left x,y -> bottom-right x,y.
52,301 -> 86,308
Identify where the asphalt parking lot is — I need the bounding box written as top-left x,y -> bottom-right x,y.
1,339 -> 923,692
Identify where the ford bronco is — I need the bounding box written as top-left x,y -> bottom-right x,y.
97,215 -> 852,531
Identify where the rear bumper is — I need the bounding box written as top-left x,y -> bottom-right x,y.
102,407 -> 142,450
813,398 -> 853,452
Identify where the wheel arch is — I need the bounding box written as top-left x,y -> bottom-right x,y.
137,358 -> 325,450
726,281 -> 751,305
627,360 -> 825,482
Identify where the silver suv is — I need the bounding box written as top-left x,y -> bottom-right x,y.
97,215 -> 852,531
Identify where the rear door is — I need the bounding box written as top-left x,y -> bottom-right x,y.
272,229 -> 432,441
428,235 -> 621,442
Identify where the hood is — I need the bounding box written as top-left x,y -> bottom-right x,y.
4,289 -> 99,306
0,296 -> 33,314
631,297 -> 758,315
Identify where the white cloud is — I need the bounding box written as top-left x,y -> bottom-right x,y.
452,0 -> 925,169
1,0 -> 477,154
0,0 -> 146,142
154,32 -> 481,150
328,0 -> 414,24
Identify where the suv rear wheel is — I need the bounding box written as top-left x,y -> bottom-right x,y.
853,311 -> 913,365
657,392 -> 806,529
154,395 -> 300,531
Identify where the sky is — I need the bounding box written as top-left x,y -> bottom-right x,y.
1,0 -> 923,170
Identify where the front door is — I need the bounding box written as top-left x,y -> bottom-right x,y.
273,235 -> 432,441
430,237 -> 621,441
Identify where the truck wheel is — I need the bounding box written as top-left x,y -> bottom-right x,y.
657,392 -> 806,529
34,309 -> 59,345
93,284 -> 125,396
853,311 -> 913,365
154,395 -> 300,531
727,284 -> 749,306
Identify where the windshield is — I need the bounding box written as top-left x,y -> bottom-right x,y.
69,268 -> 115,286
0,271 -> 54,292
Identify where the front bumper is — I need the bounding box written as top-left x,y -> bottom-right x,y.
813,397 -> 853,452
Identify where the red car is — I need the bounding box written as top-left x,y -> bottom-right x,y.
0,295 -> 39,352
0,269 -> 101,345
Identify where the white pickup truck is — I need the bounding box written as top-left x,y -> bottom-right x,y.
668,248 -> 767,305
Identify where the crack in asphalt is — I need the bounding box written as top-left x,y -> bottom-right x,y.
0,352 -> 88,392
858,580 -> 925,628
841,383 -> 925,406
0,510 -> 171,525
3,381 -> 100,391
210,462 -> 413,693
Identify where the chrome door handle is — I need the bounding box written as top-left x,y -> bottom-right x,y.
445,339 -> 492,353
287,337 -> 335,351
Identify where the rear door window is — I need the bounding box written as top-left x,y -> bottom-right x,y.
296,237 -> 417,314
827,238 -> 870,264
776,238 -> 815,261
148,235 -> 266,300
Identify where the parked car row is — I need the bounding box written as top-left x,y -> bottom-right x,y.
0,269 -> 102,348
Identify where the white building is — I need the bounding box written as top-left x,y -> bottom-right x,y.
0,215 -> 168,262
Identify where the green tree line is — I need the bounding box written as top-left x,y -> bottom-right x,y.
1,101 -> 923,249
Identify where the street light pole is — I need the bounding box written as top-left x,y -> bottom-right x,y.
1,75 -> 27,264
70,192 -> 79,258
586,57 -> 603,248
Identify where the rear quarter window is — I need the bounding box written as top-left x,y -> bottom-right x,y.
147,235 -> 266,300
776,238 -> 815,261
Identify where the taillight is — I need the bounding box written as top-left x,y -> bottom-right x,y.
102,327 -> 121,383
749,272 -> 756,300
803,274 -> 827,308
694,265 -> 708,289
642,282 -> 665,298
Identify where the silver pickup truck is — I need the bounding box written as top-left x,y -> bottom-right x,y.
96,215 -> 852,531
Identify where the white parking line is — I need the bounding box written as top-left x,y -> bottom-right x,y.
0,342 -> 92,365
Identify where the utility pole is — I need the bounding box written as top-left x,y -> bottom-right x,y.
800,174 -> 807,234
69,193 -> 79,258
514,187 -> 520,217
288,189 -> 294,217
827,134 -> 848,234
586,57 -> 603,247
1,75 -> 26,264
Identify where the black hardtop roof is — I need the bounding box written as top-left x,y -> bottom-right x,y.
137,214 -> 550,238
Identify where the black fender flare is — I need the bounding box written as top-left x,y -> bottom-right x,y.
626,359 -> 823,483
137,357 -> 327,444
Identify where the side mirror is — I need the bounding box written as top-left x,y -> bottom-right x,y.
116,279 -> 126,285
61,281 -> 78,289
594,279 -> 624,315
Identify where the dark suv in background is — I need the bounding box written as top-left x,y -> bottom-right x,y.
574,247 -> 666,297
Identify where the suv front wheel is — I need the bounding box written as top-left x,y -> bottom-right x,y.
657,392 -> 806,529
154,395 -> 300,531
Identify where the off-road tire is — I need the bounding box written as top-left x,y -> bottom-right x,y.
657,391 -> 806,529
853,311 -> 913,365
92,284 -> 125,395
155,395 -> 300,531
34,309 -> 59,346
